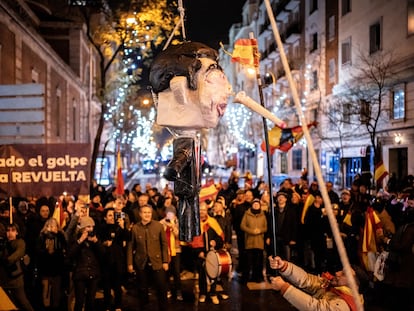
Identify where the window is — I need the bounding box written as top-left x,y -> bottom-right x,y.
408,0 -> 414,35
0,45 -> 2,82
292,149 -> 302,170
311,70 -> 318,90
309,0 -> 318,14
369,19 -> 382,54
72,99 -> 77,140
343,103 -> 351,124
31,68 -> 39,83
393,86 -> 405,120
329,58 -> 336,83
281,153 -> 288,174
341,37 -> 351,65
342,0 -> 351,16
360,99 -> 370,124
310,32 -> 318,52
55,88 -> 61,137
328,16 -> 335,42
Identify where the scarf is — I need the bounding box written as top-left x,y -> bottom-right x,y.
330,286 -> 363,311
166,226 -> 176,257
201,215 -> 224,240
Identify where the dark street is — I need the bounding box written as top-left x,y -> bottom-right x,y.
105,272 -> 393,311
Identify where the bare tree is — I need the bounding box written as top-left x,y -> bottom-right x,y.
58,0 -> 179,181
327,50 -> 397,188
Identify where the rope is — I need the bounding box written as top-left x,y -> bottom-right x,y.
163,0 -> 186,51
263,0 -> 363,310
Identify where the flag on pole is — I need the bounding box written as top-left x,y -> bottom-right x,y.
374,160 -> 388,186
261,121 -> 318,154
231,38 -> 258,66
116,150 -> 125,196
52,199 -> 66,228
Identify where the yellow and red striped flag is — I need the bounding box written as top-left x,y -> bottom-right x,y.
115,150 -> 125,196
374,160 -> 388,186
52,199 -> 66,228
231,38 -> 258,66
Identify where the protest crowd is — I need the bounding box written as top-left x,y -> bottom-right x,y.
0,170 -> 413,311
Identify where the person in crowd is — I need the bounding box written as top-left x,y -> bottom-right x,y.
191,201 -> 225,305
266,190 -> 298,278
90,179 -> 106,202
99,207 -> 130,311
240,198 -> 267,283
26,204 -> 51,258
0,223 -> 35,311
227,170 -> 240,197
88,192 -> 105,230
131,193 -> 154,223
309,181 -> 319,196
382,195 -> 414,310
124,190 -> 139,225
294,175 -> 308,196
14,200 -> 35,239
69,216 -> 104,311
230,189 -> 250,279
268,255 -> 364,311
279,178 -> 295,196
210,197 -> 232,299
127,205 -> 169,310
216,181 -> 233,208
338,189 -> 354,225
212,197 -> 232,250
355,183 -> 371,211
244,189 -> 255,204
110,196 -> 132,230
326,181 -> 340,205
36,217 -> 67,310
147,187 -> 160,210
290,191 -> 305,266
302,191 -> 327,273
159,206 -> 183,301
131,183 -> 143,197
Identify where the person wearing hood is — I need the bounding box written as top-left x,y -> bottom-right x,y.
69,216 -> 104,311
240,199 -> 267,283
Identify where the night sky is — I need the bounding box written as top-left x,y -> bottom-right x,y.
182,0 -> 244,49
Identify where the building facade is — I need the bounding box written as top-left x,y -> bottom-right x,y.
217,0 -> 414,189
0,0 -> 100,146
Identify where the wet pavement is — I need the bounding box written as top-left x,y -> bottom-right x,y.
104,272 -> 392,311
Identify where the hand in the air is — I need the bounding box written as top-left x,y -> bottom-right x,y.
268,256 -> 285,270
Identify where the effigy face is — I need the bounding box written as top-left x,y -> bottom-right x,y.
149,42 -> 232,129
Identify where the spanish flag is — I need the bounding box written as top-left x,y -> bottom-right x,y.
115,150 -> 125,196
52,199 -> 66,229
374,160 -> 388,186
261,121 -> 318,154
231,38 -> 257,66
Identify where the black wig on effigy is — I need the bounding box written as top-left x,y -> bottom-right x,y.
149,41 -> 218,93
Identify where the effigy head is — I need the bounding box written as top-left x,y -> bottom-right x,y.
149,41 -> 232,129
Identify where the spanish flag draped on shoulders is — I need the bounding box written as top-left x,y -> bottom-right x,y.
190,202 -> 224,252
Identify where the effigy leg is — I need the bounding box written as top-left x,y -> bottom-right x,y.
164,136 -> 200,242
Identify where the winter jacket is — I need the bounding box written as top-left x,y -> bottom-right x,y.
127,220 -> 169,270
69,235 -> 104,281
279,261 -> 363,311
240,208 -> 267,250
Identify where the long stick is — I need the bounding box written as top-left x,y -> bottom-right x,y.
248,32 -> 278,258
263,1 -> 363,310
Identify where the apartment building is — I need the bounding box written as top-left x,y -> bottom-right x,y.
220,0 -> 414,188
